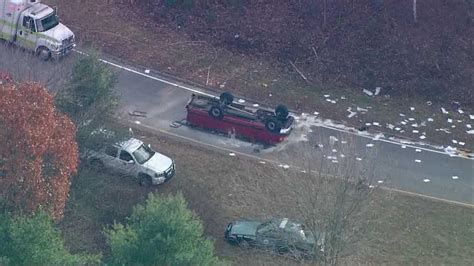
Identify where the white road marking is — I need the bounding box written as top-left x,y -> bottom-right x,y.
74,49 -> 473,161
118,117 -> 474,208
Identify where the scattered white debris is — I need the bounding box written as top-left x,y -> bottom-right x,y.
427,118 -> 434,122
441,107 -> 449,114
269,93 -> 272,97
377,180 -> 384,184
458,109 -> 464,114
318,144 -> 324,148
386,124 -> 395,130
426,101 -> 432,106
452,176 -> 459,180
410,107 -> 415,111
340,154 -> 346,158
134,120 -> 141,125
375,87 -> 381,95
332,160 -> 339,164
229,153 -> 236,156
439,128 -> 451,134
369,185 -> 375,188
373,133 -> 384,140
366,143 -> 375,148
357,107 -> 368,112
415,159 -> 422,163
399,113 -> 406,117
301,170 -> 307,173
372,122 -> 380,126
459,142 -> 465,146
332,149 -> 338,153
415,149 -> 422,153
329,136 -> 339,144
419,135 -> 426,140
444,146 -> 457,155
363,89 -> 374,96
447,118 -> 453,123
423,179 -> 430,183
238,99 -> 246,103
253,103 -> 259,107
356,157 -> 362,161
144,69 -> 150,74
341,140 -> 348,144
452,140 -> 458,144
347,108 -> 357,118
401,145 -> 407,149
313,111 -> 319,116
283,164 -> 290,169
341,96 -> 347,100
324,94 -> 330,98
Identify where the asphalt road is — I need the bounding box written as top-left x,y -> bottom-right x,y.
1,47 -> 473,205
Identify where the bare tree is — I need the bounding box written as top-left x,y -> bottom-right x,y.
226,135 -> 379,264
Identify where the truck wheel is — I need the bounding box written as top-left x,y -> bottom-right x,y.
37,47 -> 51,61
219,92 -> 234,105
238,239 -> 250,249
275,104 -> 289,120
139,174 -> 152,187
265,118 -> 281,133
209,106 -> 224,119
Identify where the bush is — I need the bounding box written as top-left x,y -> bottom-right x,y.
105,193 -> 222,265
0,211 -> 99,265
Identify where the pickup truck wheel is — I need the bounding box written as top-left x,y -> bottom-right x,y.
37,47 -> 51,61
209,106 -> 224,119
265,118 -> 281,133
139,174 -> 152,187
219,92 -> 234,105
275,104 -> 289,120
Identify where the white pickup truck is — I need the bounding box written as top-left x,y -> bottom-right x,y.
86,138 -> 175,187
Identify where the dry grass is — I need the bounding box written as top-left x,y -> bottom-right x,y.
59,123 -> 474,265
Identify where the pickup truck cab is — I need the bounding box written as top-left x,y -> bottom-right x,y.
87,138 -> 175,187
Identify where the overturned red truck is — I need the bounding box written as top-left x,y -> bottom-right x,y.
185,92 -> 295,145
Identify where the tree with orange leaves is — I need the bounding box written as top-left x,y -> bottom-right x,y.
0,73 -> 78,220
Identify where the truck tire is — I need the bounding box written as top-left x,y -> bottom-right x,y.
220,92 -> 234,105
275,104 -> 289,120
209,106 -> 224,119
265,118 -> 281,133
37,47 -> 51,61
139,174 -> 152,187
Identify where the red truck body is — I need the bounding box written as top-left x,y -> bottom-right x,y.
185,94 -> 294,145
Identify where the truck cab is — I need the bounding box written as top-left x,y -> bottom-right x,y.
0,0 -> 75,60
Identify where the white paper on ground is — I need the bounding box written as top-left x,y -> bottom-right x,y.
363,89 -> 374,96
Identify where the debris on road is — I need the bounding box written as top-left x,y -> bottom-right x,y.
441,107 -> 449,114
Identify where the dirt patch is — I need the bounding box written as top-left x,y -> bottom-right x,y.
59,122 -> 474,265
44,1 -> 474,149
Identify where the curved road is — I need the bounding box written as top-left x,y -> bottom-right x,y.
1,48 -> 472,205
